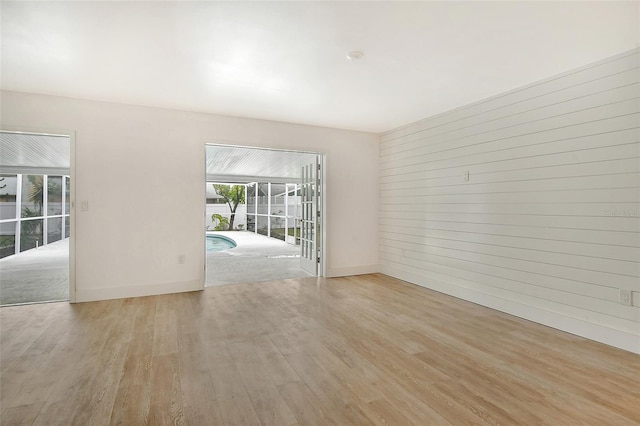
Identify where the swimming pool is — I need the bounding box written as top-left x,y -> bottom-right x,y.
206,234 -> 237,252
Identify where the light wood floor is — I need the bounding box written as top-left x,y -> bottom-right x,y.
1,274 -> 639,425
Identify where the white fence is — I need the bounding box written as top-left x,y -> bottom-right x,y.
205,204 -> 247,230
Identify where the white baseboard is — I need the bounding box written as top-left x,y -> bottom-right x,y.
327,264 -> 379,278
75,279 -> 203,303
380,265 -> 640,355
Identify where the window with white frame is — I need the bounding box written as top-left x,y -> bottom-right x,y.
245,182 -> 301,245
0,173 -> 70,258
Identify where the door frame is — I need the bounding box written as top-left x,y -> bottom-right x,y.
204,143 -> 326,282
1,127 -> 77,303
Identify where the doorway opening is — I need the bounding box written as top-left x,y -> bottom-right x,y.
205,144 -> 324,286
0,131 -> 74,305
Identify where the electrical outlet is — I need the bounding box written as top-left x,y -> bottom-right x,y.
80,201 -> 89,211
178,254 -> 185,264
463,171 -> 470,182
620,289 -> 632,306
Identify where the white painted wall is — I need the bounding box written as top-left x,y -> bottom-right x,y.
1,91 -> 379,301
380,48 -> 640,354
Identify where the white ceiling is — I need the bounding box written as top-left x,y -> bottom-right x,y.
1,1 -> 638,133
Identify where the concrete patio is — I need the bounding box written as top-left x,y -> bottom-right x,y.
0,232 -> 311,306
0,238 -> 69,306
206,231 -> 312,286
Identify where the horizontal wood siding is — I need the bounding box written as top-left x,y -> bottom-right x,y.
379,48 -> 640,353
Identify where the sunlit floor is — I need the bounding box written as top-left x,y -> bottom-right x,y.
206,231 -> 312,286
0,238 -> 69,306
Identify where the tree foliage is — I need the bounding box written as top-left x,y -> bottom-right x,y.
22,176 -> 62,216
213,184 -> 245,230
26,175 -> 44,215
210,213 -> 229,231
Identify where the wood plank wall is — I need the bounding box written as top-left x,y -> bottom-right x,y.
379,48 -> 640,353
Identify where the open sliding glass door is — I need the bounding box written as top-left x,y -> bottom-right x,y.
300,156 -> 320,275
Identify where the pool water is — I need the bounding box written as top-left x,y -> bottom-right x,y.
206,234 -> 237,252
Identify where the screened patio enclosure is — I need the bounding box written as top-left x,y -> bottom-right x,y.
246,182 -> 302,245
0,132 -> 72,306
0,174 -> 70,259
207,181 -> 302,244
205,144 -> 323,284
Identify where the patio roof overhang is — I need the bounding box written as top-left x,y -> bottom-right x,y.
206,144 -> 317,184
0,132 -> 70,175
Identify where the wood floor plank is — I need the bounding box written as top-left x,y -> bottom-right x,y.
109,354 -> 153,426
252,335 -> 301,387
216,395 -> 262,426
0,304 -> 59,373
364,398 -> 414,426
0,401 -> 44,426
9,336 -> 74,408
178,332 -> 215,397
278,381 -> 336,426
304,335 -> 385,403
69,299 -> 137,426
205,342 -> 248,402
183,400 -> 222,426
347,339 -> 485,424
285,351 -> 373,425
31,304 -> 130,425
268,330 -> 306,355
0,355 -> 43,412
148,353 -> 185,426
109,297 -> 156,426
226,340 -> 297,426
410,333 -> 552,424
152,295 -> 179,356
375,377 -> 452,425
0,273 -> 638,425
0,304 -> 78,410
